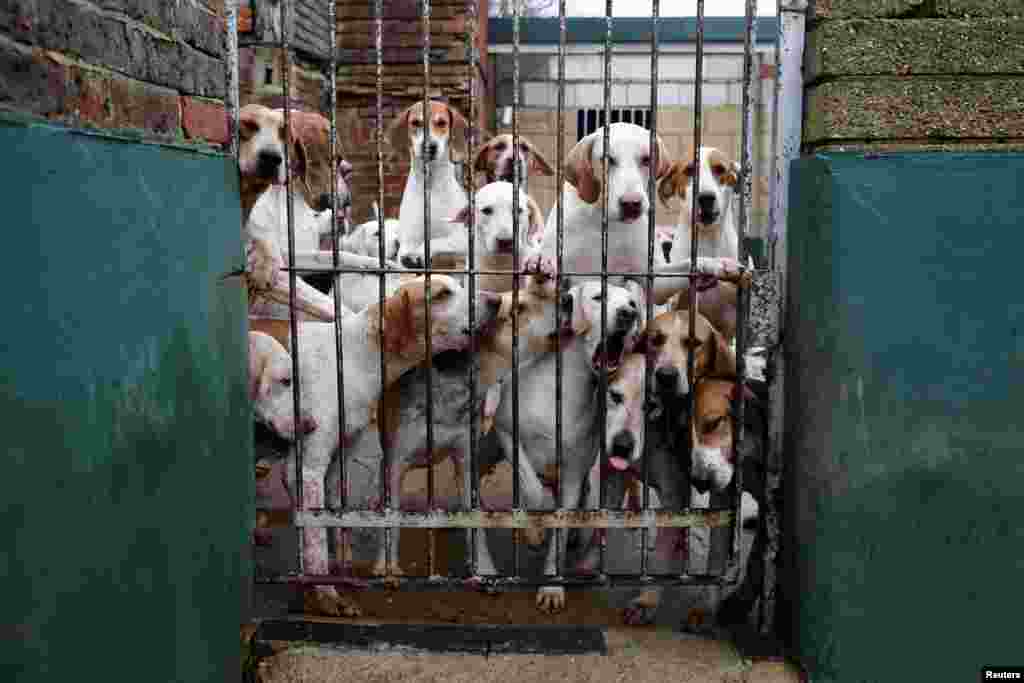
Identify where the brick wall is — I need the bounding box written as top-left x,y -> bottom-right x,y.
335,0 -> 489,224
804,0 -> 1024,151
0,0 -> 229,147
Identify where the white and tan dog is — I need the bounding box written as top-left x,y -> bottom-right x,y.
449,181 -> 546,293
658,147 -> 753,340
491,280 -> 641,613
386,101 -> 471,269
274,275 -> 495,618
472,133 -> 555,194
248,331 -> 318,440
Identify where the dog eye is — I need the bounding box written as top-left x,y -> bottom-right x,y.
704,416 -> 726,433
591,294 -> 602,302
652,333 -> 666,347
609,390 -> 624,405
437,118 -> 448,128
516,302 -> 528,313
606,155 -> 617,166
684,163 -> 696,176
494,141 -> 506,151
519,143 -> 529,153
639,155 -> 651,167
711,163 -> 726,175
430,288 -> 452,301
281,377 -> 292,388
481,207 -> 493,216
411,120 -> 423,128
684,337 -> 702,350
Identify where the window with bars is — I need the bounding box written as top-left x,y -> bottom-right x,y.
576,108 -> 652,141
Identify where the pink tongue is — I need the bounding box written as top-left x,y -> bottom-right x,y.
609,456 -> 629,471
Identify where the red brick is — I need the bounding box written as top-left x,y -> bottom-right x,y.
64,65 -> 112,128
181,97 -> 229,145
107,77 -> 181,137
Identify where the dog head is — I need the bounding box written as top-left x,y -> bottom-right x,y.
450,182 -> 546,256
603,353 -> 651,472
633,308 -> 735,399
473,134 -> 556,185
385,100 -> 470,164
563,122 -> 672,224
248,331 -> 318,440
563,280 -> 641,375
658,146 -> 740,229
689,378 -> 758,494
239,104 -> 287,187
484,272 -> 567,368
341,217 -> 401,261
371,274 -> 490,359
312,158 -> 355,236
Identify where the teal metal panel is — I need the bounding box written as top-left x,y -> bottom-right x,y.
0,119 -> 251,682
785,152 -> 1024,682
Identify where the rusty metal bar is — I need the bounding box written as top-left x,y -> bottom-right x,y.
294,507 -> 735,530
374,0 -> 393,576
464,0 -> 480,580
420,0 -> 436,579
279,0 -> 307,582
510,0 -> 522,579
284,265 -> 754,281
553,0 -> 567,581
596,0 -> 613,581
328,0 -> 348,514
257,572 -> 735,590
640,0 -> 661,580
223,0 -> 240,160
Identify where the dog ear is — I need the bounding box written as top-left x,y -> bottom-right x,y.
631,328 -> 648,356
381,288 -> 416,355
446,104 -> 471,163
525,195 -> 545,244
563,133 -> 600,204
524,139 -> 556,177
248,335 -> 270,402
710,328 -> 737,377
570,287 -> 591,336
384,103 -> 416,160
657,161 -> 686,209
450,205 -> 471,225
654,135 -> 673,181
472,138 -> 496,176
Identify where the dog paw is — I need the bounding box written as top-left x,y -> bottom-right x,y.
622,589 -> 661,626
303,586 -> 361,618
370,558 -> 406,578
246,238 -> 282,291
523,253 -> 556,279
535,586 -> 566,613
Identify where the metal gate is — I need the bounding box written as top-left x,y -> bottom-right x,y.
231,0 -> 795,636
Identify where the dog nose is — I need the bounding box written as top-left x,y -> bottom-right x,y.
298,415 -> 318,435
616,307 -> 638,328
257,150 -> 283,177
619,192 -> 644,220
611,431 -> 635,457
494,238 -> 515,253
426,141 -> 439,156
560,292 -> 574,316
654,366 -> 679,389
697,192 -> 716,211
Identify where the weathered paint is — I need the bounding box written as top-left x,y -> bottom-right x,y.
0,118 -> 250,681
785,152 -> 1024,681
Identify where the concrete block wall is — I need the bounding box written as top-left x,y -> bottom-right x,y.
804,0 -> 1024,150
1,0 -> 229,146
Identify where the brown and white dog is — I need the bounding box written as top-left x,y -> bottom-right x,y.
274,275 -> 497,618
658,147 -> 752,341
472,133 -> 555,194
385,101 -> 471,269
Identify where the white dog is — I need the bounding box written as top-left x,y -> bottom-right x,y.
386,101 -> 471,269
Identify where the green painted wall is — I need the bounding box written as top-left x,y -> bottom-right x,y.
0,120 -> 251,681
784,152 -> 1024,682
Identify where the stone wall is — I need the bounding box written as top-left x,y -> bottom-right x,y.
1,0 -> 229,146
804,0 -> 1024,150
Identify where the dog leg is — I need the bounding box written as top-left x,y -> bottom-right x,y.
458,447 -> 498,578
536,472 -> 585,614
371,458 -> 407,578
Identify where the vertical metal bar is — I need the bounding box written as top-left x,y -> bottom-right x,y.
684,0 -> 706,578
375,0 -> 393,576
465,0 -> 480,579
553,0 -> 567,579
510,0 -> 521,579
598,0 -> 612,577
640,0 -> 660,579
726,0 -> 757,584
329,0 -> 348,516
280,0 -> 306,576
421,0 -> 435,578
223,0 -> 240,160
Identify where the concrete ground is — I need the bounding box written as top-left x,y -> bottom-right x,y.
248,447 -> 798,682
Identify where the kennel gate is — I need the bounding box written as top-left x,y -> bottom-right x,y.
230,0 -> 790,635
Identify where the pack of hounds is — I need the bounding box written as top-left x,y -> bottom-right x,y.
239,100 -> 769,632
